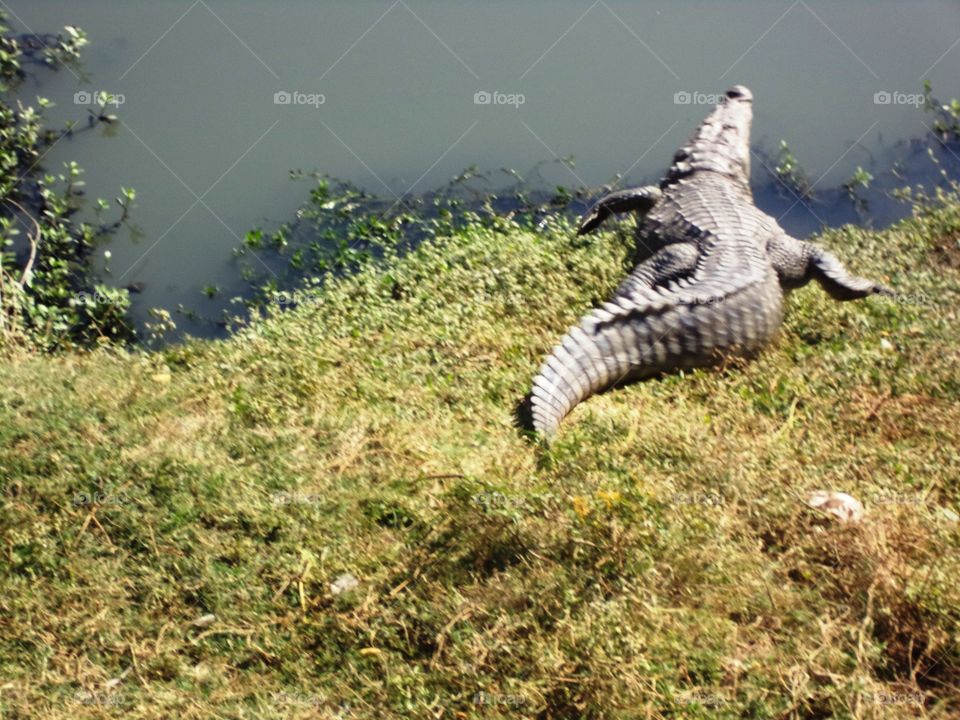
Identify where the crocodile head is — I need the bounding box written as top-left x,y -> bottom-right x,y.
664,85 -> 753,188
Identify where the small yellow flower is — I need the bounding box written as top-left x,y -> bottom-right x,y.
596,490 -> 621,508
571,495 -> 591,518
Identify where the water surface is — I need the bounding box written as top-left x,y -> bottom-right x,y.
9,0 -> 960,336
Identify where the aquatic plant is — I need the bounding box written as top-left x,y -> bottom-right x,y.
0,13 -> 135,351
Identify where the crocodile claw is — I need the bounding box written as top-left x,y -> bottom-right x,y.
577,209 -> 606,235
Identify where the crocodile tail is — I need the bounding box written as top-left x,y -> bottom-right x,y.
528,276 -> 783,436
529,327 -> 600,437
530,303 -> 670,437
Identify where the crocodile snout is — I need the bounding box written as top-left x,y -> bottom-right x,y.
726,85 -> 752,102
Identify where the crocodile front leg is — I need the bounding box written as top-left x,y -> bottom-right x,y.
578,185 -> 663,235
768,234 -> 893,300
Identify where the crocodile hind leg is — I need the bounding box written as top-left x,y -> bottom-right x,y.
768,234 -> 893,300
613,242 -> 699,300
578,185 -> 663,235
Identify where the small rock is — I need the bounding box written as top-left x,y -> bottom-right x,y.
806,491 -> 864,523
330,573 -> 359,596
880,338 -> 894,352
938,507 -> 959,524
191,613 -> 217,628
103,668 -> 129,689
189,663 -> 213,681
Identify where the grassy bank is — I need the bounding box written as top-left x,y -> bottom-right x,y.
1,193 -> 959,719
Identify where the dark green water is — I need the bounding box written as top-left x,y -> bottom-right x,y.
9,0 -> 960,337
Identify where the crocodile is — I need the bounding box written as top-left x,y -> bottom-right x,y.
528,85 -> 892,437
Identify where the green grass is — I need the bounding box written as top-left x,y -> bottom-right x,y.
1,196 -> 959,719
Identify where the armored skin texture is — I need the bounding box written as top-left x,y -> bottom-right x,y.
529,85 -> 892,437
